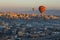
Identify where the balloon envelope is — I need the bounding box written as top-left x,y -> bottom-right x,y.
39,6 -> 45,14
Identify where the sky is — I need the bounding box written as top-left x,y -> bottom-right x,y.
0,0 -> 60,10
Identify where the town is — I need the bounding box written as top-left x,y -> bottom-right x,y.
0,12 -> 60,40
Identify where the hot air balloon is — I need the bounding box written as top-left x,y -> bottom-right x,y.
39,6 -> 46,16
32,8 -> 34,14
32,8 -> 34,12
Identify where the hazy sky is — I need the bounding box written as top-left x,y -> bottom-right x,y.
0,0 -> 60,10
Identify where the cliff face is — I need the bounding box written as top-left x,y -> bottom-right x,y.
0,12 -> 39,19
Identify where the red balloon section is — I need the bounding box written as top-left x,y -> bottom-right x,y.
39,6 -> 46,14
